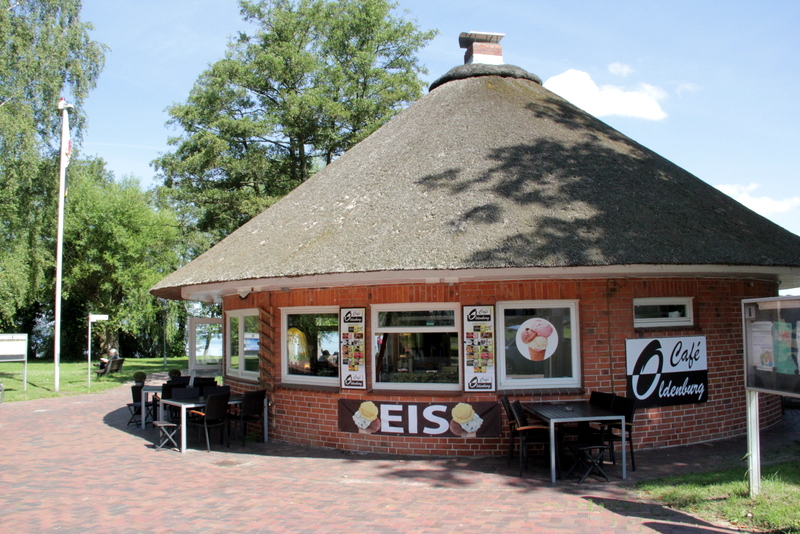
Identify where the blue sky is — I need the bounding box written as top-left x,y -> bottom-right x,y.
80,0 -> 800,241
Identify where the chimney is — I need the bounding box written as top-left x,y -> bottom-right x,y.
459,31 -> 505,65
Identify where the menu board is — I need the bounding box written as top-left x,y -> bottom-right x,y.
743,297 -> 800,399
463,306 -> 495,392
339,308 -> 366,389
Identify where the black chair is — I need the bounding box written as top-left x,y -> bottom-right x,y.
193,377 -> 217,396
167,376 -> 190,386
510,400 -> 552,477
188,392 -> 230,452
127,385 -> 155,426
565,432 -> 611,483
589,391 -> 615,410
202,385 -> 231,398
604,395 -> 637,471
500,396 -> 519,466
227,389 -> 266,447
167,387 -> 200,421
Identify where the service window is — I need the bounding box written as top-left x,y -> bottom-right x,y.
281,307 -> 340,386
497,300 -> 580,390
633,297 -> 694,328
372,303 -> 461,391
226,309 -> 260,380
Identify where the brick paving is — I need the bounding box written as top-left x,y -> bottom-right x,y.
1,383 -> 797,534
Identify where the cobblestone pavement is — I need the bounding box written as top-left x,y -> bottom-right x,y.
1,383 -> 797,534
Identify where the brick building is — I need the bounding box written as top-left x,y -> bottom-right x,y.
152,33 -> 800,456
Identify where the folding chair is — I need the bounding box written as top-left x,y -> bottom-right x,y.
127,385 -> 155,426
565,426 -> 611,483
153,421 -> 179,451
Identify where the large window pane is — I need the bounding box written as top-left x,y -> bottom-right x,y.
375,332 -> 459,384
244,315 -> 260,372
286,312 -> 339,378
229,316 -> 240,371
498,301 -> 580,389
378,310 -> 455,328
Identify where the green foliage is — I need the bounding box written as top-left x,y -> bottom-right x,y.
637,462 -> 800,533
154,0 -> 436,240
0,0 -> 106,328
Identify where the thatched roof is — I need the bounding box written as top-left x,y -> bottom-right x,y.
152,64 -> 800,301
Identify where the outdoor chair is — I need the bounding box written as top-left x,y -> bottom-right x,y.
589,391 -> 615,411
187,392 -> 230,452
510,400 -> 552,477
127,385 -> 154,426
227,389 -> 266,447
500,396 -> 519,466
166,386 -> 199,421
153,420 -> 179,451
202,385 -> 230,397
603,395 -> 637,471
192,377 -> 217,395
564,434 -> 611,483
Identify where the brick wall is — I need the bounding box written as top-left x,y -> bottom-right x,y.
223,276 -> 782,456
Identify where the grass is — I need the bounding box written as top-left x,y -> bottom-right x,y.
0,357 -> 188,403
637,461 -> 800,533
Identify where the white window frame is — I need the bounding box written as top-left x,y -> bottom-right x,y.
280,306 -> 340,387
225,308 -> 260,381
497,300 -> 581,390
371,302 -> 462,392
633,297 -> 694,328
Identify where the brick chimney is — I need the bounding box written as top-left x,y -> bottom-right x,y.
459,31 -> 505,65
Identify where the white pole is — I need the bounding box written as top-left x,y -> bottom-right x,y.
87,319 -> 92,388
747,389 -> 761,496
54,99 -> 72,392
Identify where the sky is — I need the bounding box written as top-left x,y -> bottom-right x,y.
79,0 -> 800,245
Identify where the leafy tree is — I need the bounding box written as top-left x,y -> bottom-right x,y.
0,0 -> 105,328
55,158 -> 184,360
155,0 -> 436,239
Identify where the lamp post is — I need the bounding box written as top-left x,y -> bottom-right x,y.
87,314 -> 109,388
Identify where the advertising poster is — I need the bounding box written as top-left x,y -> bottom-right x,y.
338,399 -> 501,437
340,308 -> 366,389
625,336 -> 708,408
743,298 -> 800,398
463,306 -> 495,392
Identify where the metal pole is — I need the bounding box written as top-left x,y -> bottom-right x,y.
747,389 -> 761,496
53,99 -> 71,392
87,318 -> 92,388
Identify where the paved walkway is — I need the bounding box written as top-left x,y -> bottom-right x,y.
1,384 -> 797,534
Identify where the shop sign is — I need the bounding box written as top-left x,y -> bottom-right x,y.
338,400 -> 501,437
625,336 -> 708,408
463,306 -> 495,392
340,308 -> 366,389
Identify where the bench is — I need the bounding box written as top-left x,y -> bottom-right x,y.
94,357 -> 125,378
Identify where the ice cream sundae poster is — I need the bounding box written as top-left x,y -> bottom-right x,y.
463,306 -> 496,392
340,308 -> 366,389
338,400 -> 501,437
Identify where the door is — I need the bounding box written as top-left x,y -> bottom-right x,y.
188,317 -> 223,376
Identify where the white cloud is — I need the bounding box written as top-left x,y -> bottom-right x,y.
715,183 -> 800,215
608,62 -> 633,77
676,82 -> 701,96
543,69 -> 668,120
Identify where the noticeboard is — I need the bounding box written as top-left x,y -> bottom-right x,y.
742,297 -> 800,399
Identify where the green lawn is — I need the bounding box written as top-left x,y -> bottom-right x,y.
637,461 -> 800,533
0,357 -> 188,403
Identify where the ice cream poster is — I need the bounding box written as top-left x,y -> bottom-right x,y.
463,306 -> 496,392
340,308 -> 366,389
338,400 -> 501,437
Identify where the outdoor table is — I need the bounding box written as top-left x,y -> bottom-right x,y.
140,385 -> 161,429
523,401 -> 626,483
158,395 -> 244,453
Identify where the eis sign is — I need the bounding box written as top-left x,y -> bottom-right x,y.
625,336 -> 708,408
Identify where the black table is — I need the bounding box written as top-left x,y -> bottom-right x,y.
523,401 -> 626,483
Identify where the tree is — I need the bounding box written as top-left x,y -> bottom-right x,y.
0,0 -> 106,328
56,158 -> 184,359
154,0 -> 436,239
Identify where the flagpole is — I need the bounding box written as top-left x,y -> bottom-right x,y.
54,98 -> 72,392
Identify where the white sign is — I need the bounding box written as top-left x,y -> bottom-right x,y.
89,314 -> 109,322
340,308 -> 366,389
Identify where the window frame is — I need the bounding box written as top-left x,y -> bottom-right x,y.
225,308 -> 260,381
371,302 -> 462,392
496,299 -> 581,390
633,297 -> 694,328
280,306 -> 341,387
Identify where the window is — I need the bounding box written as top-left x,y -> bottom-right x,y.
497,300 -> 580,390
281,307 -> 339,386
633,297 -> 694,328
226,309 -> 260,380
372,303 -> 461,391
